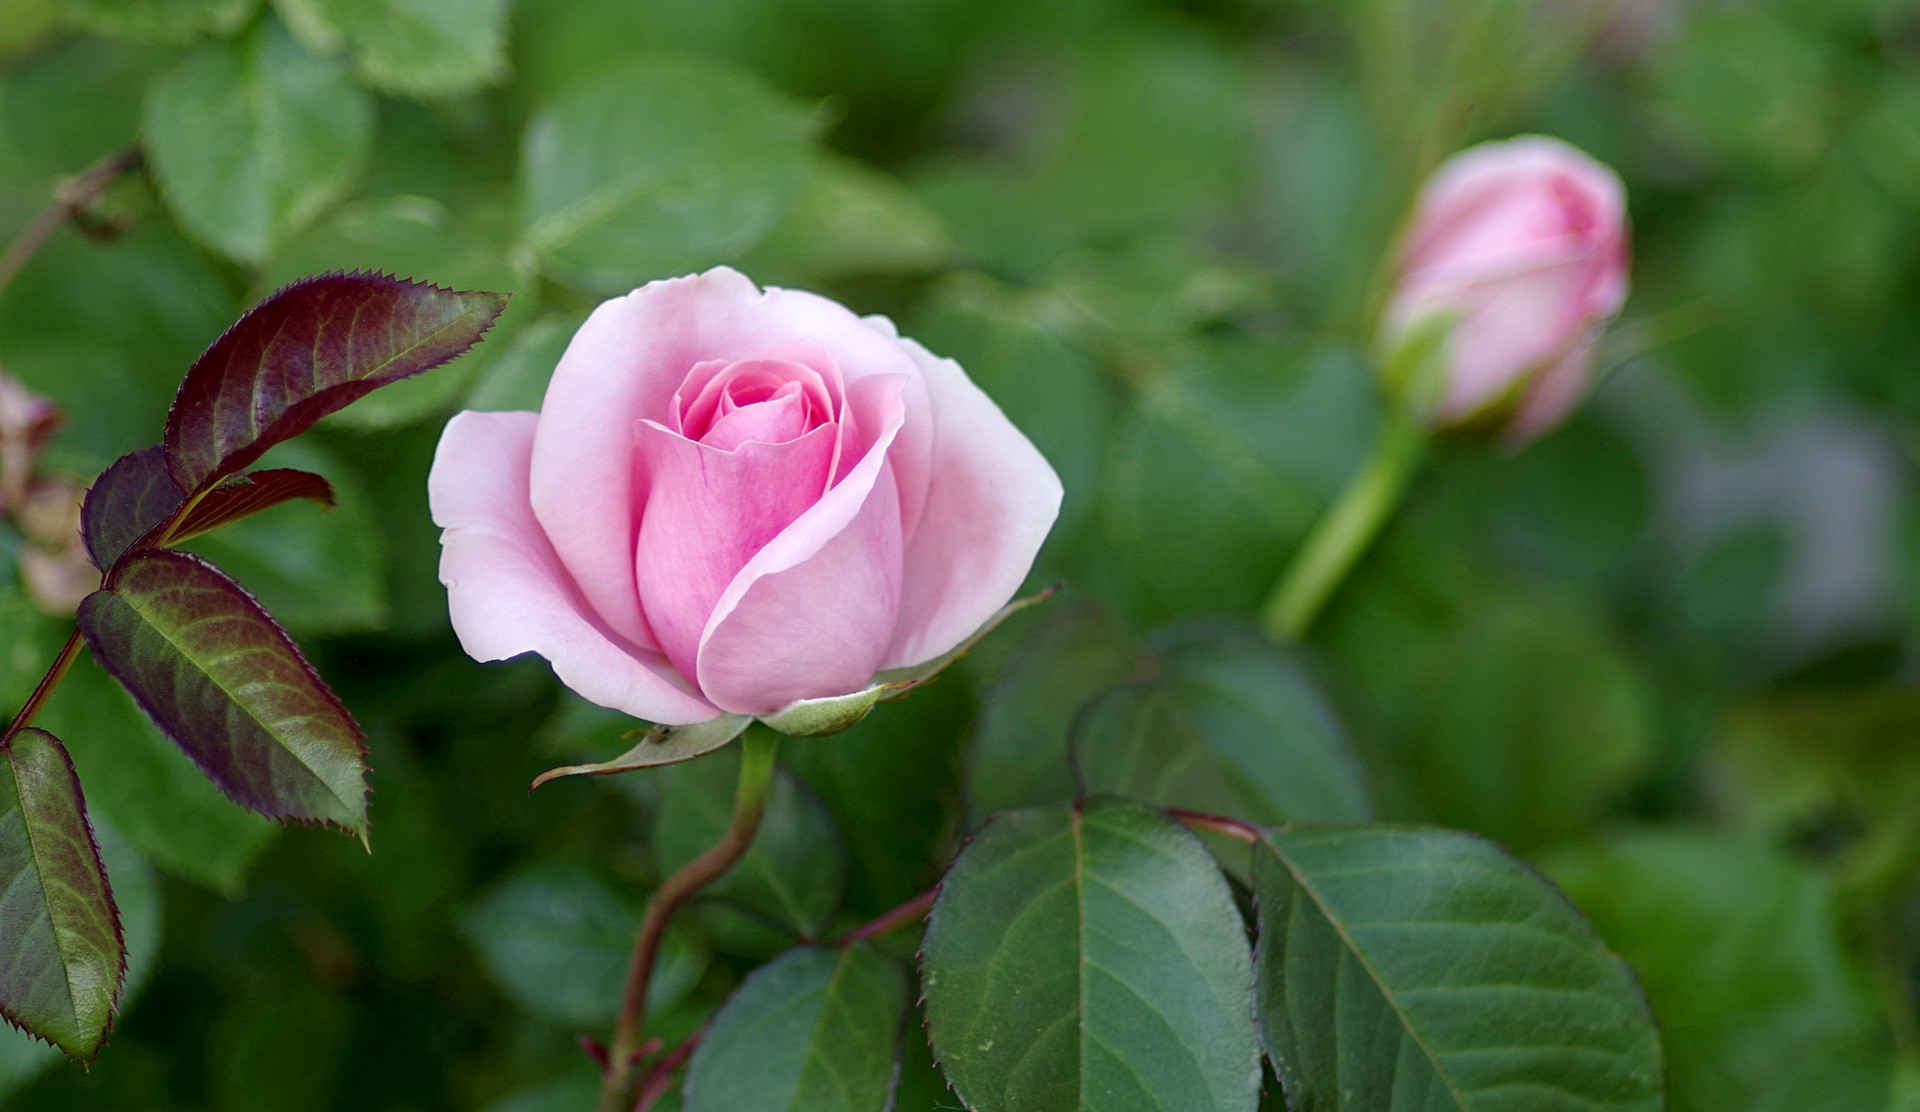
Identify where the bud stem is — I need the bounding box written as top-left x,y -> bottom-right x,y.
1259,405 -> 1426,641
596,727 -> 779,1112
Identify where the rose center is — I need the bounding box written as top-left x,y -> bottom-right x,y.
671,358 -> 837,452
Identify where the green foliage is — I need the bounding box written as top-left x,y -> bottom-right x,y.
1253,824 -> 1664,1111
682,944 -> 907,1112
273,0 -> 508,98
922,799 -> 1261,1112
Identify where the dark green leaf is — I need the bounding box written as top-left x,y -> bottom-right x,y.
81,445 -> 184,571
519,56 -> 817,293
169,469 -> 335,545
273,0 -> 508,97
655,747 -> 846,945
459,861 -> 704,1027
922,798 -> 1260,1112
1073,626 -> 1372,825
77,548 -> 368,834
684,944 -> 909,1112
163,271 -> 507,492
0,728 -> 123,1061
141,19 -> 373,263
1251,824 -> 1663,1112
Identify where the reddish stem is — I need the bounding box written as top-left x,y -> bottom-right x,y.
631,1025 -> 706,1112
837,888 -> 937,947
1166,808 -> 1261,844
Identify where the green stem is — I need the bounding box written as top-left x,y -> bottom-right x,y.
4,628 -> 84,742
596,729 -> 779,1112
1259,407 -> 1426,641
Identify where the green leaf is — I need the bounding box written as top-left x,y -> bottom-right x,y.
745,153 -> 952,282
272,0 -> 507,97
81,445 -> 185,571
1251,825 -> 1664,1112
163,271 -> 507,493
1073,625 -> 1372,825
42,655 -> 276,895
142,18 -> 373,264
921,798 -> 1260,1112
530,714 -> 752,789
77,548 -> 368,835
519,56 -> 817,293
684,944 -> 909,1112
654,747 -> 846,945
0,728 -> 123,1061
1546,833 -> 1886,1112
62,0 -> 258,43
966,604 -> 1140,817
459,861 -> 705,1027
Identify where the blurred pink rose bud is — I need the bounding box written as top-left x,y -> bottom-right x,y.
1379,135 -> 1629,442
429,268 -> 1061,726
0,368 -> 63,514
15,478 -> 97,616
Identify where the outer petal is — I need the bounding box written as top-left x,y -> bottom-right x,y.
878,331 -> 1063,671
529,269 -> 933,651
431,411 -> 719,725
696,375 -> 909,714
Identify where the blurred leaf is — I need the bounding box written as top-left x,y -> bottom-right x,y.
460,860 -> 705,1028
1404,593 -> 1654,853
1251,824 -> 1664,1111
162,271 -> 506,492
1656,8 -> 1831,175
207,984 -> 347,1112
1712,688 -> 1920,838
1073,625 -> 1371,824
0,0 -> 57,61
0,728 -> 123,1061
142,18 -> 373,264
921,798 -> 1260,1112
1548,833 -> 1890,1112
683,944 -> 908,1112
965,603 -> 1138,818
273,0 -> 508,97
179,440 -> 385,636
78,548 -> 369,834
744,153 -> 951,282
518,55 -> 817,293
62,0 -> 258,43
655,746 -> 846,945
479,1079 -> 601,1112
80,445 -> 183,571
464,310 -> 583,413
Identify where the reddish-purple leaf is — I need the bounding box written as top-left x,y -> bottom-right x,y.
0,727 -> 124,1062
169,469 -> 335,545
164,272 -> 508,492
77,549 -> 368,836
80,446 -> 184,571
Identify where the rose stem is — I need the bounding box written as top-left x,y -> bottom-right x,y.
836,887 -> 938,947
630,1023 -> 708,1112
1258,404 -> 1426,641
596,727 -> 780,1112
3,628 -> 85,744
0,148 -> 142,305
1166,808 -> 1262,845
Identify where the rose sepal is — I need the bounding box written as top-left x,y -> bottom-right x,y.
528,713 -> 754,790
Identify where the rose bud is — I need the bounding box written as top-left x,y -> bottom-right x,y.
429,269 -> 1061,736
1378,135 -> 1629,443
0,368 -> 63,514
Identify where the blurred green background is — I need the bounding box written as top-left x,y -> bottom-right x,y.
2,0 -> 1919,1108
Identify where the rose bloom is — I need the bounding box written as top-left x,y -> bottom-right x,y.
428,268 -> 1061,724
1380,135 -> 1629,441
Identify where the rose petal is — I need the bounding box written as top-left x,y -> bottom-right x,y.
695,374 -> 909,714
877,332 -> 1063,671
431,411 -> 719,725
529,270 -> 932,653
634,418 -> 838,683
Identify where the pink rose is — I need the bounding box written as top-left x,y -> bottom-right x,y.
428,268 -> 1061,727
1380,135 -> 1629,441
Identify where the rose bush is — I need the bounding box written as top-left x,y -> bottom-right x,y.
428,267 -> 1061,724
1379,134 -> 1630,441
